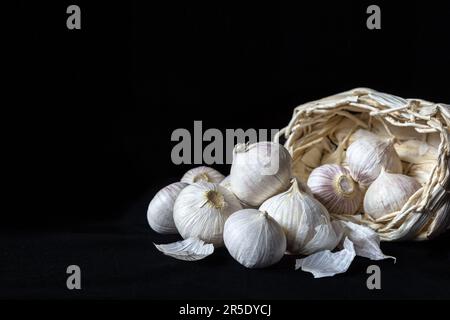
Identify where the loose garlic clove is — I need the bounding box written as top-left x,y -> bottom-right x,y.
173,181 -> 242,247
147,182 -> 189,234
229,142 -> 292,207
307,164 -> 363,216
181,166 -> 225,184
259,179 -> 341,255
364,169 -> 421,219
223,209 -> 286,268
346,136 -> 402,187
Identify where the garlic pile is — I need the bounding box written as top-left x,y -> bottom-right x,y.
364,168 -> 421,219
346,136 -> 402,187
148,135 -> 405,276
223,209 -> 286,268
230,142 -> 292,207
259,179 -> 340,255
307,164 -> 363,215
174,181 -> 242,246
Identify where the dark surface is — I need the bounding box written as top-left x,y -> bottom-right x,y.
1,184 -> 449,299
3,1 -> 450,299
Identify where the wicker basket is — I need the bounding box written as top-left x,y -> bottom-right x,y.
276,88 -> 450,241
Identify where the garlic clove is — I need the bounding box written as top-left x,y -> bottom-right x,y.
230,142 -> 292,207
223,209 -> 286,268
147,182 -> 188,234
181,166 -> 225,184
307,164 -> 363,215
346,136 -> 403,187
363,168 -> 421,219
173,181 -> 242,246
154,237 -> 214,261
259,179 -> 339,255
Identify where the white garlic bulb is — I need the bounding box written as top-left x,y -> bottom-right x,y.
147,182 -> 188,234
407,161 -> 435,185
220,175 -> 254,208
307,164 -> 363,215
181,166 -> 225,184
173,181 -> 242,246
346,136 -> 402,186
259,179 -> 340,255
364,168 -> 421,219
230,142 -> 292,207
394,140 -> 438,164
223,209 -> 286,268
219,175 -> 231,190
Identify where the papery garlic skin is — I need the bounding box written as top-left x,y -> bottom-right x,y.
181,166 -> 225,184
346,136 -> 402,186
307,164 -> 363,215
147,182 -> 188,234
173,182 -> 242,246
230,142 -> 292,207
260,179 -> 340,255
223,209 -> 286,268
364,169 -> 421,219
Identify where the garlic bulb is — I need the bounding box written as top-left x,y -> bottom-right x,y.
220,175 -> 254,208
346,136 -> 402,186
223,209 -> 286,268
173,181 -> 242,246
307,164 -> 363,215
219,175 -> 231,190
181,166 -> 225,184
147,182 -> 188,234
394,140 -> 438,164
259,179 -> 340,255
407,161 -> 436,185
230,142 -> 292,206
364,169 -> 421,219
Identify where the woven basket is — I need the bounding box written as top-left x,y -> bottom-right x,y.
276,88 -> 450,241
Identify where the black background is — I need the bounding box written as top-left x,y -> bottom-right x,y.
2,1 -> 449,300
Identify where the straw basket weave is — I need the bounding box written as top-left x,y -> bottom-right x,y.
276,88 -> 450,241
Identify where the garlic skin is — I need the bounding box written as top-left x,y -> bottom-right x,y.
259,179 -> 340,255
173,182 -> 242,246
223,209 -> 286,268
346,136 -> 402,186
307,164 -> 363,215
181,166 -> 225,184
364,169 -> 421,219
230,142 -> 292,207
147,182 -> 188,234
